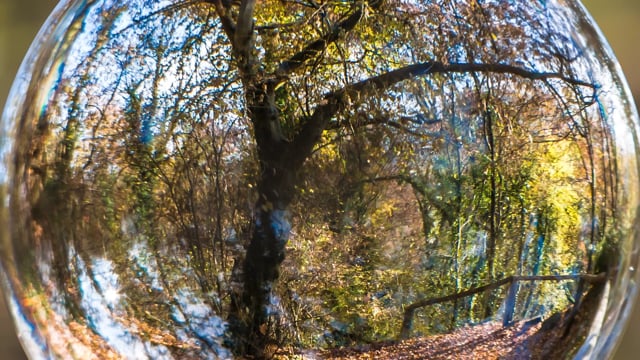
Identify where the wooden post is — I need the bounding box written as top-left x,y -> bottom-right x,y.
503,280 -> 518,327
399,308 -> 416,339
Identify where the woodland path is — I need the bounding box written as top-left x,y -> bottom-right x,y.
278,280 -> 605,360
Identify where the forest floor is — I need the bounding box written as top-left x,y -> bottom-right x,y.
317,318 -> 551,359
278,281 -> 605,359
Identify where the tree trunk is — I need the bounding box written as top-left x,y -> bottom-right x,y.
238,207 -> 290,354
237,167 -> 295,356
228,80 -> 300,356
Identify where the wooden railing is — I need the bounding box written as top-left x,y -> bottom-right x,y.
398,272 -> 606,339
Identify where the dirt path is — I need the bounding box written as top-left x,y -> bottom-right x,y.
280,281 -> 606,360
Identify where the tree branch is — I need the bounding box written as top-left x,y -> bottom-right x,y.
275,3 -> 365,78
235,0 -> 257,68
289,61 -> 597,167
409,273 -> 606,313
361,174 -> 454,219
340,62 -> 596,101
207,0 -> 236,40
399,272 -> 606,339
327,113 -> 439,137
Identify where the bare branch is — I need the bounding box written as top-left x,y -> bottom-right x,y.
208,0 -> 236,39
289,61 -> 596,167
327,113 -> 440,137
339,62 -> 596,101
235,0 -> 257,67
407,273 -> 606,313
399,272 -> 606,339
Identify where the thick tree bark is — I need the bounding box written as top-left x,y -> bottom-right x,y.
227,80 -> 297,354
238,181 -> 294,355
